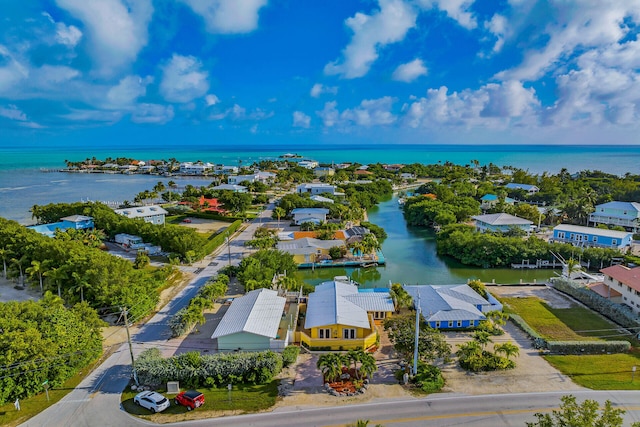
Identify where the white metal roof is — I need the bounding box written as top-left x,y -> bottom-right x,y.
344,293 -> 394,313
304,281 -> 370,329
472,213 -> 532,226
211,289 -> 285,339
553,224 -> 631,238
404,285 -> 487,323
114,205 -> 168,219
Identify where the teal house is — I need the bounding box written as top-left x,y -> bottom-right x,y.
28,215 -> 94,238
589,201 -> 640,233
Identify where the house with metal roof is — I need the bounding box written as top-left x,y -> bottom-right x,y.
552,224 -> 633,249
300,279 -> 394,350
600,265 -> 640,314
211,288 -> 289,352
291,208 -> 329,225
27,215 -> 95,238
211,183 -> 248,193
310,195 -> 334,204
114,205 -> 168,225
480,194 -> 515,210
472,213 -> 533,234
276,237 -> 344,264
505,183 -> 539,194
296,183 -> 337,195
404,284 -> 500,329
589,201 -> 640,232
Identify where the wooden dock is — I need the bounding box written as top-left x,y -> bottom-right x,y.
511,259 -> 563,269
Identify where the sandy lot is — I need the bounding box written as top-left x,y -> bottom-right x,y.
179,218 -> 232,234
0,277 -> 41,303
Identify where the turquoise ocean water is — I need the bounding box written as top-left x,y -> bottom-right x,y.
1,144 -> 639,224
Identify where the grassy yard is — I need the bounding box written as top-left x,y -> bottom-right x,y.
501,296 -> 631,341
121,381 -> 279,423
0,364 -> 93,427
545,353 -> 640,389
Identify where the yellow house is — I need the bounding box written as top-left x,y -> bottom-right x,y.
299,279 -> 395,350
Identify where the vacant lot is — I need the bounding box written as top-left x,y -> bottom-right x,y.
179,217 -> 232,235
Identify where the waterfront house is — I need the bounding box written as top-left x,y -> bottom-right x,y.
551,224 -> 633,249
300,279 -> 394,350
211,288 -> 290,351
276,237 -> 345,264
296,183 -> 337,196
114,205 -> 168,225
28,215 -> 95,238
472,213 -> 533,234
480,194 -> 515,210
227,174 -> 258,185
600,265 -> 640,313
588,201 -> 640,233
298,160 -> 319,169
404,284 -> 501,329
211,184 -> 248,193
505,183 -> 539,194
291,208 -> 329,225
179,162 -> 214,175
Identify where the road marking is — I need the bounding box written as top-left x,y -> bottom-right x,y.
322,406 -> 640,427
60,399 -> 91,404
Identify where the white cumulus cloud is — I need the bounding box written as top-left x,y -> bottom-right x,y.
107,75 -> 152,107
293,111 -> 311,128
392,58 -> 427,82
416,0 -> 477,29
324,0 -> 417,79
317,97 -> 396,128
131,103 -> 175,124
160,54 -> 210,103
205,94 -> 220,106
55,22 -> 83,47
55,0 -> 153,77
181,0 -> 268,34
310,83 -> 338,98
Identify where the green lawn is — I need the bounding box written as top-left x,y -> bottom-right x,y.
0,365 -> 91,427
121,381 -> 279,422
501,297 -> 631,341
545,353 -> 640,389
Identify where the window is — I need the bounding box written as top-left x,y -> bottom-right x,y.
448,321 -> 453,328
319,328 -> 331,339
558,232 -> 565,239
373,311 -> 386,320
612,239 -> 618,246
592,236 -> 598,242
456,320 -> 462,327
435,321 -> 440,328
343,328 -> 356,339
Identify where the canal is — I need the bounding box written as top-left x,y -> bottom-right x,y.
296,195 -> 557,288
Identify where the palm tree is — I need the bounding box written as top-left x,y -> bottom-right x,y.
350,240 -> 365,260
70,272 -> 89,303
361,233 -> 381,261
317,353 -> 343,383
472,330 -> 492,350
494,342 -> 520,361
358,351 -> 378,381
44,266 -> 68,298
345,349 -> 362,377
272,206 -> 286,228
0,248 -> 10,279
26,260 -> 46,294
10,256 -> 26,285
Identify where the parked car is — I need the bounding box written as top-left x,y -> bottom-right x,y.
174,390 -> 205,410
133,391 -> 170,413
182,218 -> 192,223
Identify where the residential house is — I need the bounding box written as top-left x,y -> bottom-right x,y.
600,265 -> 640,313
28,215 -> 95,238
214,165 -> 239,175
211,184 -> 248,193
276,237 -> 345,264
310,195 -> 334,204
179,162 -> 214,175
314,167 -> 335,177
298,160 -> 319,169
291,208 -> 329,225
211,289 -> 290,351
197,196 -> 224,213
296,183 -> 337,195
552,224 -> 633,249
480,194 -> 515,210
400,173 -> 415,179
505,183 -> 539,194
404,284 -> 502,329
227,174 -> 258,185
589,201 -> 640,233
300,279 -> 394,350
472,213 -> 533,234
114,205 -> 168,225
587,282 -> 623,304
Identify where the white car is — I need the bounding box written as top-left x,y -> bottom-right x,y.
133,391 -> 170,413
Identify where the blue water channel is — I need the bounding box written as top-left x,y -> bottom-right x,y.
296,195 -> 557,288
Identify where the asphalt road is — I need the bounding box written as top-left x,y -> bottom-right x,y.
20,206 -> 640,427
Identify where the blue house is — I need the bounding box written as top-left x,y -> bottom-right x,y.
472,213 -> 533,234
404,284 -> 502,329
28,215 -> 95,238
552,224 -> 633,249
589,201 -> 640,233
505,183 -> 539,194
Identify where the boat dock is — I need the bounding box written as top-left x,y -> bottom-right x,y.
511,259 -> 563,269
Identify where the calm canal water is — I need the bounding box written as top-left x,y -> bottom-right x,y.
296,195 -> 557,288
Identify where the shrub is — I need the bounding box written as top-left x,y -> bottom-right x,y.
281,345 -> 300,367
509,314 -> 548,349
546,340 -> 631,355
412,363 -> 445,393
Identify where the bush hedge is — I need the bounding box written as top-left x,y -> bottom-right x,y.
201,220 -> 242,255
546,340 -> 631,355
508,314 -> 547,349
135,348 -> 283,388
281,345 -> 300,367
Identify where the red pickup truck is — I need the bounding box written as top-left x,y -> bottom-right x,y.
174,390 -> 204,410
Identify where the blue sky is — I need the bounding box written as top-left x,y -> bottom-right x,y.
1,0 -> 640,147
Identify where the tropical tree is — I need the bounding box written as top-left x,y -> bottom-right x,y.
44,266 -> 68,298
10,255 -> 26,285
272,206 -> 286,228
0,247 -> 10,279
317,353 -> 344,383
526,395 -> 627,427
358,351 -> 378,380
494,342 -> 520,361
26,260 -> 47,294
361,233 -> 381,260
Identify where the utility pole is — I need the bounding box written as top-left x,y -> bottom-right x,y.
413,291 -> 421,376
123,307 -> 139,386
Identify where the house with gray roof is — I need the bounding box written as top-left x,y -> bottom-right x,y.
211,288 -> 289,351
552,224 -> 633,249
589,201 -> 640,232
472,213 -> 533,234
505,182 -> 539,194
404,284 -> 501,329
291,208 -> 329,225
114,205 -> 168,225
